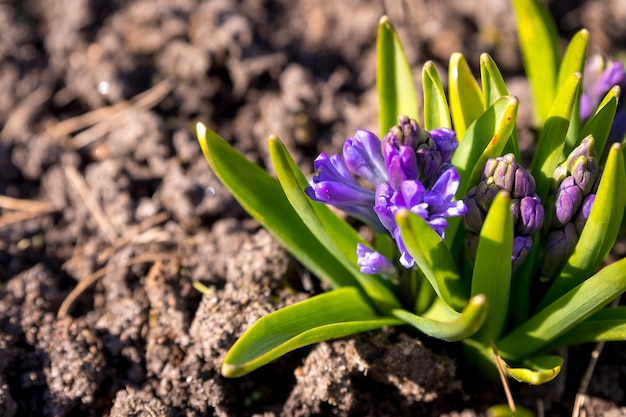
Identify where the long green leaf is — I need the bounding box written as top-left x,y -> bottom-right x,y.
449,53 -> 483,139
395,208 -> 467,311
269,136 -> 402,311
451,96 -> 519,198
497,257 -> 626,360
539,142 -> 626,307
196,123 -> 356,288
222,287 -> 402,377
480,53 -> 521,161
580,85 -> 620,158
391,294 -> 488,342
559,29 -> 589,155
547,306 -> 626,347
422,61 -> 451,130
377,16 -> 419,136
557,29 -> 589,90
471,191 -> 513,341
512,0 -> 560,124
530,72 -> 582,202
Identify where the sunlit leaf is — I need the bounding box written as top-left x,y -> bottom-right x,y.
548,306 -> 626,347
422,61 -> 451,130
505,355 -> 563,385
377,16 -> 419,136
395,208 -> 467,311
451,96 -> 519,198
580,86 -> 620,158
196,123 -> 356,288
449,52 -> 483,139
391,294 -> 488,342
512,0 -> 560,124
471,192 -> 513,341
487,404 -> 535,417
222,287 -> 402,377
269,136 -> 402,311
558,29 -> 589,154
497,257 -> 626,360
479,53 -> 521,163
530,72 -> 582,201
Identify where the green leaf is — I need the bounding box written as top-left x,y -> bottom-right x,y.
580,86 -> 620,158
559,29 -> 588,155
269,136 -> 402,312
422,61 -> 451,130
449,53 -> 483,139
480,54 -> 508,109
377,16 -> 419,136
471,191 -> 513,341
512,0 -> 561,124
391,294 -> 488,342
395,208 -> 467,311
539,142 -> 626,307
548,306 -> 626,346
451,96 -> 519,198
497,257 -> 626,360
479,53 -> 521,161
196,123 -> 356,288
530,72 -> 582,202
487,404 -> 535,417
505,355 -> 563,385
222,287 -> 402,377
557,29 -> 589,91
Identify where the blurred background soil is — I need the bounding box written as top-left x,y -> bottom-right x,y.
0,0 -> 625,416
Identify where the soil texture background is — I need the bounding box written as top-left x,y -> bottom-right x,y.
1,0 -> 626,416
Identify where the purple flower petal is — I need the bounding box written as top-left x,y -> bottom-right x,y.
357,244 -> 397,276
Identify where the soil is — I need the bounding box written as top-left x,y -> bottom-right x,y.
1,0 -> 625,416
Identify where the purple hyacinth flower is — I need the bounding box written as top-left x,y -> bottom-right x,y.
383,141 -> 419,190
356,244 -> 397,276
306,150 -> 384,231
581,55 -> 626,142
374,166 -> 467,269
429,127 -> 458,166
343,129 -> 388,187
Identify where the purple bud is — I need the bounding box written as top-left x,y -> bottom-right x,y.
463,188 -> 485,234
512,235 -> 533,271
481,154 -> 536,199
553,176 -> 583,227
541,223 -> 579,277
383,115 -> 423,149
357,244 -> 397,276
574,193 -> 595,234
511,195 -> 544,235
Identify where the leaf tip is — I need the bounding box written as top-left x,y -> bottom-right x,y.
379,15 -> 390,27
221,362 -> 243,378
196,121 -> 206,137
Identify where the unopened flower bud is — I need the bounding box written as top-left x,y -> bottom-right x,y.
541,223 -> 579,277
512,235 -> 533,270
553,176 -> 583,227
511,195 -> 544,235
574,193 -> 595,234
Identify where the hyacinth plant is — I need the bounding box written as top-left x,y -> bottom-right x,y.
196,0 -> 626,398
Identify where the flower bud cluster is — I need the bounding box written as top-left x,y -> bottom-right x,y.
541,136 -> 600,277
463,154 -> 544,270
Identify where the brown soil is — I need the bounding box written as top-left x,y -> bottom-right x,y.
1,0 -> 625,416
